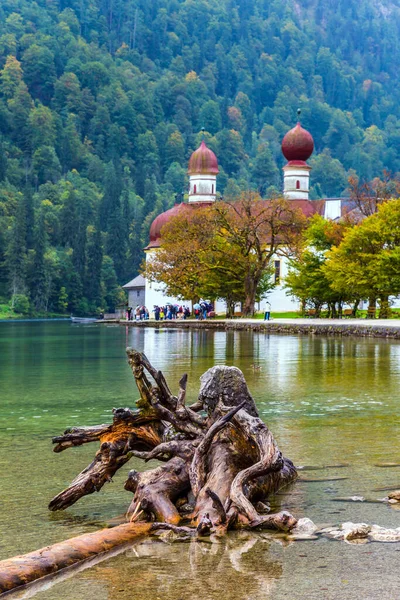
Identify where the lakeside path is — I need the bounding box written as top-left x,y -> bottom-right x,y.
103,317 -> 400,340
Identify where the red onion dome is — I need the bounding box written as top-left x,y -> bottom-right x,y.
281,122 -> 314,162
147,204 -> 187,248
146,202 -> 211,249
188,140 -> 219,175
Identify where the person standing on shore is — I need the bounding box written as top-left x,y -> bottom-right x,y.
264,301 -> 271,321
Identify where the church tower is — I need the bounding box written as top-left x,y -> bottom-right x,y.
187,140 -> 219,203
281,112 -> 314,200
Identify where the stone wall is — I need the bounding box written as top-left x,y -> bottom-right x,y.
119,319 -> 400,340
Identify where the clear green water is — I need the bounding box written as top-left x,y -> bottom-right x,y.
1,322 -> 400,599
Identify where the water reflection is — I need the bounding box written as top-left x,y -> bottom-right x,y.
1,322 -> 400,598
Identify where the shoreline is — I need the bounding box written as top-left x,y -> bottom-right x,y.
102,318 -> 400,340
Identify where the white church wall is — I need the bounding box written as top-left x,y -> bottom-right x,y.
257,254 -> 300,313
144,249 -> 193,313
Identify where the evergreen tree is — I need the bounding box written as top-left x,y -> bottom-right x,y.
5,195 -> 27,299
72,221 -> 87,283
106,201 -> 128,283
60,188 -> 78,248
251,144 -> 279,194
30,209 -> 47,312
86,225 -> 103,307
0,139 -> 7,182
100,162 -> 120,230
23,185 -> 35,249
101,255 -> 120,311
143,176 -> 158,214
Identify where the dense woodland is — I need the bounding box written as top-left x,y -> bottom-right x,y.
2,0 -> 400,314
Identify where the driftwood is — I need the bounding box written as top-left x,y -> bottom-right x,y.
49,349 -> 297,533
0,522 -> 152,594
0,350 -> 298,594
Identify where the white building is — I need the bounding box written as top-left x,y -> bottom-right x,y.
126,124 -> 350,315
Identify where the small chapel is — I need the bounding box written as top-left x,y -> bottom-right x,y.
124,119 -> 347,313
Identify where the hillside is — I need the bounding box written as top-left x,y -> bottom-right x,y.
1,0 -> 400,314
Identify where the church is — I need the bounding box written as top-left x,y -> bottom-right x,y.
123,119 -> 349,314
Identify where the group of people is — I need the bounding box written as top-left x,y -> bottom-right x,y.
153,304 -> 191,320
126,305 -> 149,321
125,300 -> 215,321
193,300 -> 214,320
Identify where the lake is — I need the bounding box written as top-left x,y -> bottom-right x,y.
0,321 -> 399,599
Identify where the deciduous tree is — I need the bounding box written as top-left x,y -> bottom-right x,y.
324,200 -> 400,317
144,193 -> 305,316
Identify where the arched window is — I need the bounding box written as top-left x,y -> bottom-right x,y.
296,180 -> 300,190
212,184 -> 214,194
194,184 -> 197,194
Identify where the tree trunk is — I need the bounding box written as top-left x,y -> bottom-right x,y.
352,299 -> 359,317
367,296 -> 377,319
378,295 -> 390,319
243,275 -> 258,317
225,298 -> 235,318
0,523 -> 152,594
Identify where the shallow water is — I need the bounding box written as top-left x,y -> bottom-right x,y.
0,322 -> 399,599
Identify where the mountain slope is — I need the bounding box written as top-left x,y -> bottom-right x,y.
0,0 -> 399,312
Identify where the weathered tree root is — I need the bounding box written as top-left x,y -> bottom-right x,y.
49,350 -> 298,535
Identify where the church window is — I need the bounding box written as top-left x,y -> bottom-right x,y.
296,180 -> 300,190
274,260 -> 281,284
194,184 -> 197,194
212,184 -> 214,194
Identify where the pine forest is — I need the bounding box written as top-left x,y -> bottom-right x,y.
1,0 -> 400,315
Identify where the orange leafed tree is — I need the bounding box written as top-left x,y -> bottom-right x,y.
144,193 -> 306,316
348,171 -> 400,217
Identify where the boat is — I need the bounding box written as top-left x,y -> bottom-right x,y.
70,316 -> 98,324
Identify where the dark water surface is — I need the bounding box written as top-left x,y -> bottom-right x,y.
0,322 -> 399,599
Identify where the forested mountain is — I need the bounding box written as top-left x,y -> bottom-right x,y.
1,0 -> 400,314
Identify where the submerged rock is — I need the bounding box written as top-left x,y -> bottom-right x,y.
321,522 -> 370,542
342,522 -> 371,542
291,518 -> 318,537
332,496 -> 365,503
388,490 -> 400,502
369,525 -> 400,542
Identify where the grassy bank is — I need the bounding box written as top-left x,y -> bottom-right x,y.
0,302 -> 67,321
253,312 -> 302,319
0,302 -> 19,320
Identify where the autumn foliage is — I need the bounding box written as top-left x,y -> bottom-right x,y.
143,193 -> 306,316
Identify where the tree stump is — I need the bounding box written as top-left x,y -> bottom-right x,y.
49,349 -> 298,534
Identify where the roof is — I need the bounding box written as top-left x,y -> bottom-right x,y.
188,140 -> 219,175
282,122 -> 314,163
123,274 -> 146,289
145,202 -> 212,249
